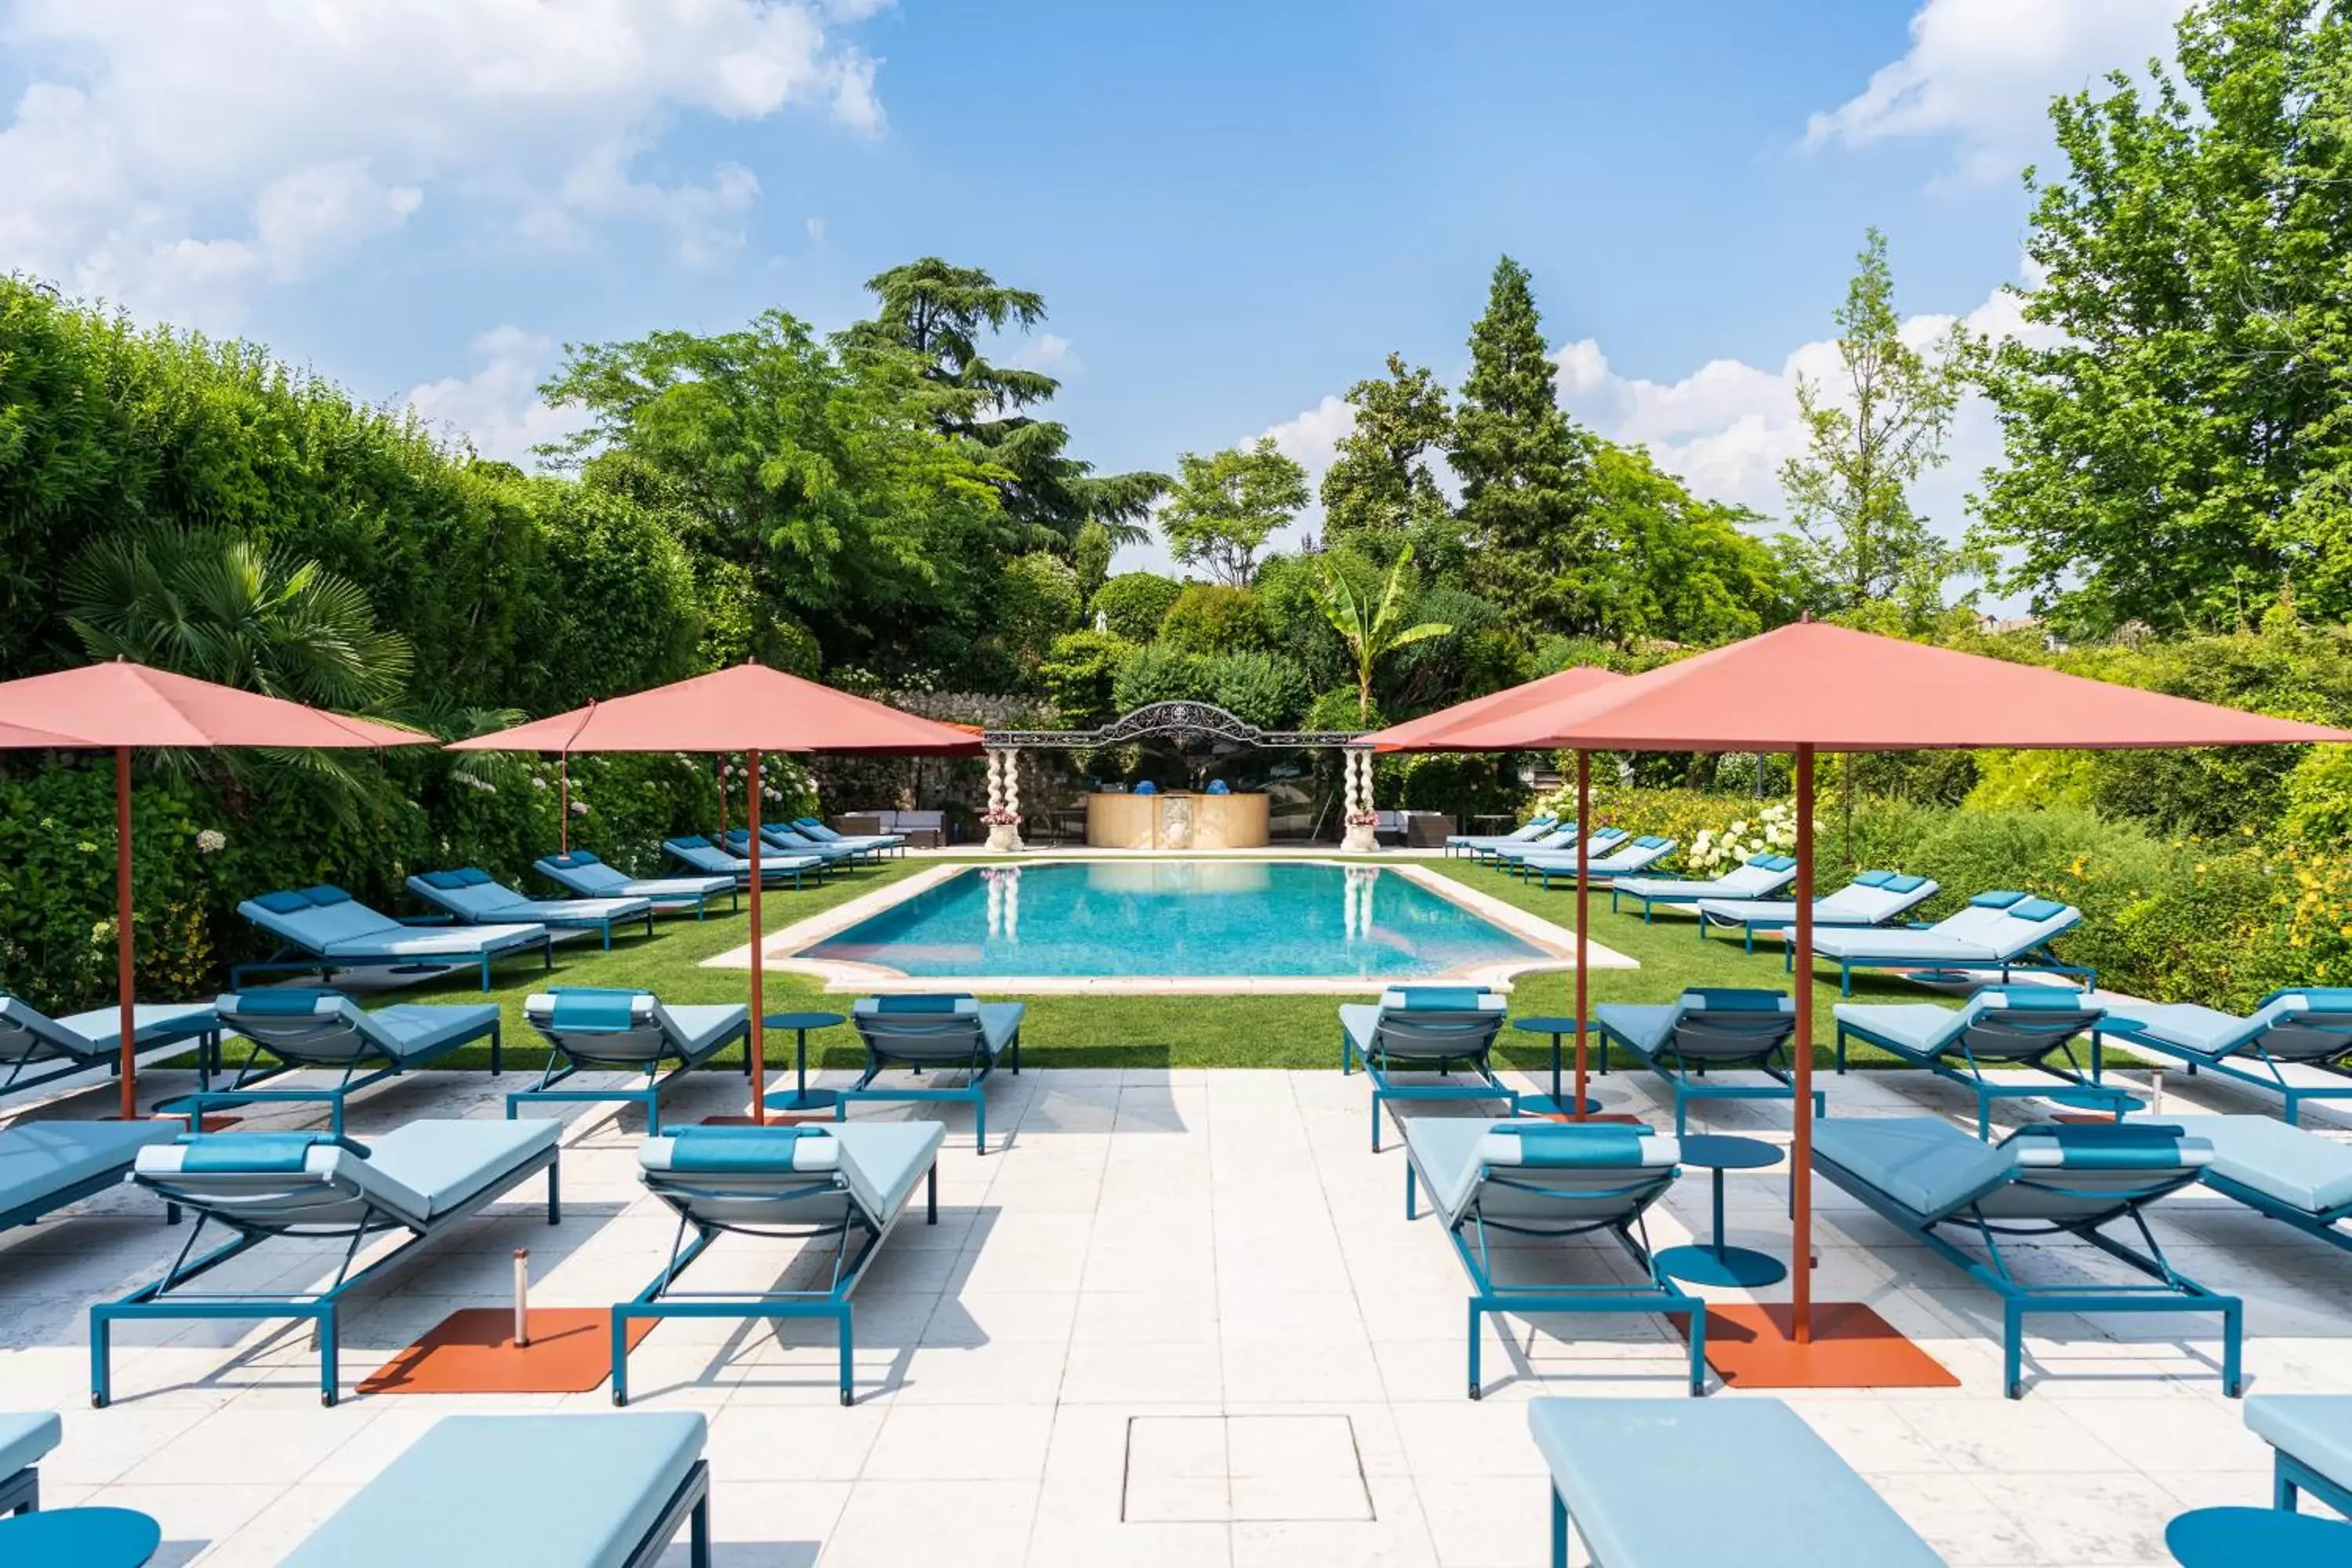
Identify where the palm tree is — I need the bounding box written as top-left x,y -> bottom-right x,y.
1308,545 -> 1453,724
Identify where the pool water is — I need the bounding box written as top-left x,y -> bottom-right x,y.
798,861 -> 1549,978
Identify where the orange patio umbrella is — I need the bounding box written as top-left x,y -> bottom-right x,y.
1430,618 -> 2352,1377
451,663 -> 983,1123
0,659 -> 430,1120
1359,663 -> 1626,753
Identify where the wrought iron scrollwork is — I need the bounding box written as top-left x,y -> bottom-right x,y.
984,699 -> 1366,750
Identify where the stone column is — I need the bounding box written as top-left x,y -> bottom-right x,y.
1341,746 -> 1379,853
985,749 -> 1023,852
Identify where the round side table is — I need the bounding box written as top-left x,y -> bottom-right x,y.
1653,1133 -> 1788,1289
2164,1505 -> 2352,1566
1510,1017 -> 1602,1118
761,1011 -> 847,1115
0,1506 -> 163,1566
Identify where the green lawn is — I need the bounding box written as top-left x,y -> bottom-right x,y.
190,854 -> 2046,1073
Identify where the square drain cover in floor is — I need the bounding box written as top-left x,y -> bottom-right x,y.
1123,1414 -> 1373,1523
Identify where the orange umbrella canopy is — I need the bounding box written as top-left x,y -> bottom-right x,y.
0,718 -> 95,748
0,660 -> 426,750
1362,665 -> 1626,753
449,663 -> 985,756
1431,619 -> 2352,753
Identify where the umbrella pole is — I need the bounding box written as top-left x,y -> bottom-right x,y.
748,750 -> 765,1125
558,754 -> 570,854
1573,750 -> 1591,1121
115,746 -> 137,1123
1793,743 -> 1816,1342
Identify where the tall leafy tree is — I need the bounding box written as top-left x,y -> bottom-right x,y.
1451,256 -> 1602,632
1159,437 -> 1309,586
1779,229 -> 1974,627
1593,445 -> 1801,644
1319,353 -> 1457,564
1973,0 -> 2352,634
1308,545 -> 1455,723
840,257 -> 1167,550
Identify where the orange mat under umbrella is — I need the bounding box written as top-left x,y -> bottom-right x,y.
0,660 -> 429,1120
1428,618 -> 2352,1385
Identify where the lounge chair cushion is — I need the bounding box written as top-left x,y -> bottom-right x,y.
641,1121 -> 943,1226
0,1411 -> 60,1479
281,1412 -> 706,1568
2164,1116 -> 2352,1216
1528,1399 -> 1944,1568
851,997 -> 1023,1056
136,1118 -> 557,1232
1615,861 -> 1794,902
2246,1395 -> 2352,1501
2,997 -> 217,1059
216,993 -> 496,1067
1341,992 -> 1504,1057
1810,1117 -> 2016,1218
0,1121 -> 177,1218
1405,1117 -> 1677,1229
524,993 -> 746,1062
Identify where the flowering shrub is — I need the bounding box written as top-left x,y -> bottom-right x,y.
1686,801 -> 1801,873
980,808 -> 1022,826
1345,808 -> 1381,827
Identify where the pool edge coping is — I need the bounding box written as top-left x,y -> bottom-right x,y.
700,857 -> 1636,994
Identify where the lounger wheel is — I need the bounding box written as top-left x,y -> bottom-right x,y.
612,1389 -> 627,1406
90,1392 -> 106,1410
1468,1384 -> 1481,1401
840,1390 -> 854,1407
321,1390 -> 337,1407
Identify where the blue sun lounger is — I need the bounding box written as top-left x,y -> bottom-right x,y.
1593,987 -> 1820,1134
1520,836 -> 1678,890
171,989 -> 500,1136
795,816 -> 904,858
0,1120 -> 182,1237
844,995 -> 1023,1154
0,1411 -> 59,1516
1696,870 -> 1940,953
2098,990 -> 2352,1127
0,996 -> 221,1101
284,1412 -> 710,1568
1811,1117 -> 2241,1398
510,989 -> 750,1134
1498,827 -> 1628,873
1341,986 -> 1515,1152
1404,1118 -> 1703,1399
1470,822 -> 1580,865
2248,1395 -> 2352,1519
1806,889 -> 2089,996
534,849 -> 738,920
1446,814 -> 1557,858
615,1122 -> 946,1406
234,885 -> 553,992
1610,854 -> 1798,921
1530,1399 -> 1946,1568
1834,985 -> 2126,1136
2161,1114 -> 2352,1261
94,1119 -> 562,1406
724,826 -> 853,868
664,835 -> 822,889
408,868 -> 654,950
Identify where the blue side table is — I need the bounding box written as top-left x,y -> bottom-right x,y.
2165,1506 -> 2352,1565
1654,1133 -> 1788,1289
0,1506 -> 162,1565
1511,1017 -> 1602,1118
761,1011 -> 847,1115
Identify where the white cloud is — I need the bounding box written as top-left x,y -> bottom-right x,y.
0,0 -> 888,325
403,326 -> 587,468
1006,332 -> 1077,373
1806,0 -> 2188,183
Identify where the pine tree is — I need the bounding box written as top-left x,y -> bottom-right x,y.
1450,256 -> 1600,632
1320,353 -> 1456,565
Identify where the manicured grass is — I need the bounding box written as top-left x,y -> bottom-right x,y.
185,852 -> 2049,1076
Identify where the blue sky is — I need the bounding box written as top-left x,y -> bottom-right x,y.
0,0 -> 2186,572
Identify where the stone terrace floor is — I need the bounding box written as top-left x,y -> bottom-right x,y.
3,1058 -> 2349,1566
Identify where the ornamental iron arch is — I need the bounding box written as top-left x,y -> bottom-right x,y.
982,699 -> 1367,750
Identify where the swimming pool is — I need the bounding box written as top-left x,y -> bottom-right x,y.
794,861 -> 1554,980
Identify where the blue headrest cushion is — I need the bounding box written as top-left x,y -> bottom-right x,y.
227,988 -> 343,1016
876,993 -> 970,1014
1765,855 -> 1798,871
1985,985 -> 2087,1011
1853,869 -> 1893,887
1682,988 -> 1789,1014
419,870 -> 467,889
551,851 -> 601,867
2009,896 -> 2067,922
1970,889 -> 2027,909
795,817 -> 821,826
1392,986 -> 1487,1012
666,1125 -> 826,1172
550,986 -> 652,1030
299,884 -> 351,906
2005,1123 -> 2190,1170
2273,987 -> 2352,1011
1632,835 -> 1670,848
673,835 -> 712,849
174,1131 -> 370,1171
1494,1123 -> 1651,1167
1134,781 -> 1158,794
1881,874 -> 1927,893
458,868 -> 494,886
254,890 -> 312,914
1207,780 -> 1230,794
